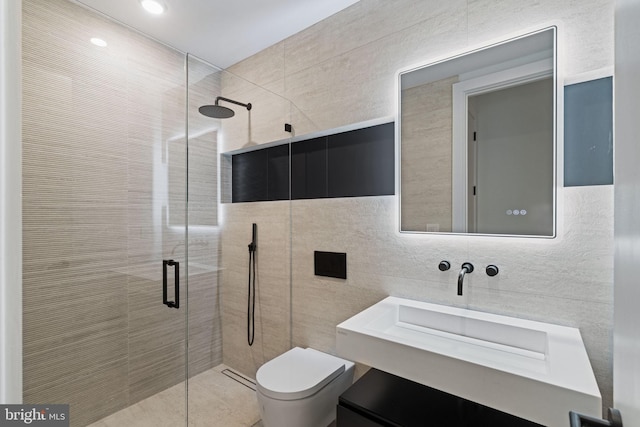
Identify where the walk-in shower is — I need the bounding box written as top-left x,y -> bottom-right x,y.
21,1 -> 296,425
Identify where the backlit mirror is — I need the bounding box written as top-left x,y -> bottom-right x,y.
398,26 -> 557,237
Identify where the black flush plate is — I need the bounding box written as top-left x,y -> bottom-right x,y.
314,251 -> 347,279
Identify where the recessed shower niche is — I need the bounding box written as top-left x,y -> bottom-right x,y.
223,120 -> 395,203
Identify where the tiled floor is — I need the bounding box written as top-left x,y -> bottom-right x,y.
88,365 -> 262,427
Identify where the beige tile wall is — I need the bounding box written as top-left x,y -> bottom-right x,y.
22,1 -> 222,425
222,0 -> 615,414
220,201 -> 292,378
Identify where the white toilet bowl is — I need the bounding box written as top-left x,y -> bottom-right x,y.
256,347 -> 355,427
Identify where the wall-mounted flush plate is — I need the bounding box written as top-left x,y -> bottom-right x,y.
314,251 -> 347,279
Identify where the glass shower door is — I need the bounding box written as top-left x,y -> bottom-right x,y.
183,53 -> 299,426
112,44 -> 191,426
21,1 -> 190,423
183,53 -> 224,426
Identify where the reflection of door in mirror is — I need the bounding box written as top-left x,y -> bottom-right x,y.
467,109 -> 477,232
467,78 -> 553,235
451,55 -> 554,235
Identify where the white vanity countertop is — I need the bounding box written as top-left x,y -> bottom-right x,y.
337,296 -> 601,427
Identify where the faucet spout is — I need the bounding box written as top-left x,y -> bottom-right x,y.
457,262 -> 474,295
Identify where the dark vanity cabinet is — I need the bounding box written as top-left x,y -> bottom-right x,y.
337,369 -> 544,427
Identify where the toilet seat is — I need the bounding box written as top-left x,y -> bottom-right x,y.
256,347 -> 346,400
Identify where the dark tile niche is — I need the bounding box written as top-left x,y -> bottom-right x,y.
231,122 -> 394,203
291,136 -> 328,199
232,144 -> 290,203
327,124 -> 395,198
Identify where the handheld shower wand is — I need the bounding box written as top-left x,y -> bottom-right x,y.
249,223 -> 257,253
247,223 -> 257,346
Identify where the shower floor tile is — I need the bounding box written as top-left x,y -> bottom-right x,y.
88,365 -> 261,427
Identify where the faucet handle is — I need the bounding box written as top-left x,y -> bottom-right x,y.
486,265 -> 499,276
438,260 -> 451,271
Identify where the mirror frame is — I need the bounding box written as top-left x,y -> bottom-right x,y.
396,25 -> 559,238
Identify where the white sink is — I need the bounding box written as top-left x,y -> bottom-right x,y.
336,296 -> 601,427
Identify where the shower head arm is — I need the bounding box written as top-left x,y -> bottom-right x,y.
215,96 -> 252,111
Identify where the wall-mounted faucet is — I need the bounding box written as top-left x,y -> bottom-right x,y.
457,262 -> 474,296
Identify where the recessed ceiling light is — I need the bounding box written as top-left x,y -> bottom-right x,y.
90,37 -> 107,47
140,0 -> 166,15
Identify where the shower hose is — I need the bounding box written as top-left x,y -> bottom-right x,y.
247,224 -> 257,346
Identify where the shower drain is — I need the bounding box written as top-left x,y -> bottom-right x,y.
221,368 -> 257,391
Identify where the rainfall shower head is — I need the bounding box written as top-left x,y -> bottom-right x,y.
199,96 -> 252,119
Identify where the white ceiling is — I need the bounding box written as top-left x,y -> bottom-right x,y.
73,0 -> 359,69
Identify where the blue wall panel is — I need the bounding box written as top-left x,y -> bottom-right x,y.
564,77 -> 613,186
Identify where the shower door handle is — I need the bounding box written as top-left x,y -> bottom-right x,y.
162,259 -> 180,309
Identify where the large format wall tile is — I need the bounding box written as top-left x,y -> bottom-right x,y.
219,71 -> 292,152
220,202 -> 291,378
467,0 -> 614,77
282,0 -> 467,78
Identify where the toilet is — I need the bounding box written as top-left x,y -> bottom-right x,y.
255,347 -> 355,427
